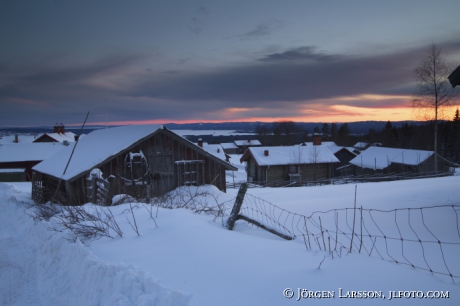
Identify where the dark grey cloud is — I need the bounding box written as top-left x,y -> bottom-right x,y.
2,40 -> 460,126
234,19 -> 284,40
127,45 -> 434,105
258,46 -> 344,63
188,5 -> 208,34
1,54 -> 145,99
0,54 -> 150,125
188,17 -> 203,34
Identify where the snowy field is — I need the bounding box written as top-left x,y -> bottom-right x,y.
1,176 -> 459,305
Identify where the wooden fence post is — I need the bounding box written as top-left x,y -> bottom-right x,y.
349,185 -> 357,253
227,183 -> 248,230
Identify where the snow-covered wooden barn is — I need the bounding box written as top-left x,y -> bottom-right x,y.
346,146 -> 455,175
239,145 -> 339,185
32,125 -> 237,205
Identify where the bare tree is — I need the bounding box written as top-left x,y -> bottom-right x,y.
309,146 -> 321,182
413,43 -> 459,172
272,120 -> 300,145
289,145 -> 305,176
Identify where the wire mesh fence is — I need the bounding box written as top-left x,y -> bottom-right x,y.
226,171 -> 454,189
234,190 -> 460,282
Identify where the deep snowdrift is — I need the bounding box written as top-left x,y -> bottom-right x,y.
2,176 -> 460,306
0,183 -> 190,306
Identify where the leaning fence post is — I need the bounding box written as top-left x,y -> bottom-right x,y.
227,183 -> 248,230
359,205 -> 363,253
319,216 -> 326,251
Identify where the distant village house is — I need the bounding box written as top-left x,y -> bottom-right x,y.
341,146 -> 456,176
239,143 -> 339,186
33,123 -> 77,144
234,139 -> 261,154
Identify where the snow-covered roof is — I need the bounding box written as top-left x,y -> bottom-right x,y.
298,141 -> 337,147
195,142 -> 227,161
353,142 -> 369,149
241,145 -> 339,166
34,132 -> 77,143
33,125 -> 163,181
0,168 -> 25,173
234,139 -> 261,146
349,147 -> 434,170
0,143 -> 68,163
220,142 -> 238,150
0,135 -> 37,144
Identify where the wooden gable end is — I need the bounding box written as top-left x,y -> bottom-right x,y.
34,127 -> 235,205
33,134 -> 59,143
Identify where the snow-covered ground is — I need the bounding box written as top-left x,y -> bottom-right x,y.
0,183 -> 190,306
1,176 -> 459,305
225,153 -> 247,186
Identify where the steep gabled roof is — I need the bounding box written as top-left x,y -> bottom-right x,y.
240,145 -> 339,166
33,125 -> 236,182
327,145 -> 357,156
33,132 -> 77,143
33,125 -> 164,181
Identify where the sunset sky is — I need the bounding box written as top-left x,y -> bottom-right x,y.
1,0 -> 460,127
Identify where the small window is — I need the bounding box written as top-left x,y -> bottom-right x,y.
289,165 -> 297,173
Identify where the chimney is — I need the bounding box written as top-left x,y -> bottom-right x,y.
248,139 -> 251,143
60,123 -> 65,134
74,135 -> 80,141
54,123 -> 59,134
264,150 -> 269,156
217,148 -> 220,153
313,133 -> 321,146
14,135 -> 18,143
197,138 -> 203,148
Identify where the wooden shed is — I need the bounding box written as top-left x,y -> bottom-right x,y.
32,125 -> 237,205
239,145 -> 339,186
348,146 -> 456,175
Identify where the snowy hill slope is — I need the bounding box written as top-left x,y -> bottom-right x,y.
0,183 -> 190,306
1,176 -> 460,305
